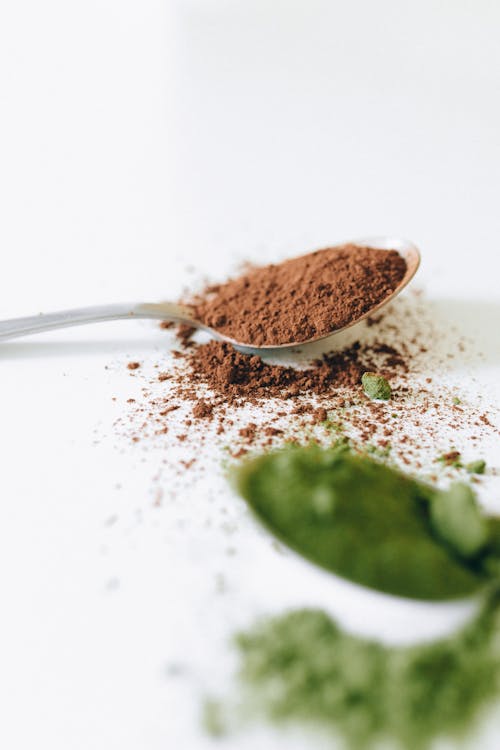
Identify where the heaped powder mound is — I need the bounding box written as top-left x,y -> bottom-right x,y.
192,244 -> 407,346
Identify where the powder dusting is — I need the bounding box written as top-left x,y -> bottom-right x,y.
116,290 -> 498,486
229,592 -> 500,749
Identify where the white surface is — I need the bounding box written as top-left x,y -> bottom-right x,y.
0,2 -> 500,748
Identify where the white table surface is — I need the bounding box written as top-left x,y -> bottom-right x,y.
1,2 -> 500,748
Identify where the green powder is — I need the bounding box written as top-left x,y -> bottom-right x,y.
234,592 -> 500,749
235,444 -> 496,600
216,446 -> 500,747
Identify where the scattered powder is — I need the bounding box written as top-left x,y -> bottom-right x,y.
116,290 -> 499,481
182,338 -> 405,406
192,399 -> 214,420
192,245 -> 407,346
224,590 -> 500,749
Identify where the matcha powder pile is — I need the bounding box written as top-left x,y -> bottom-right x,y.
232,591 -> 500,749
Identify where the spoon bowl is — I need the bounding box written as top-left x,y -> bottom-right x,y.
0,237 -> 420,347
224,236 -> 420,352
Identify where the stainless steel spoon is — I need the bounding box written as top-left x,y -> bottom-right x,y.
0,237 -> 420,349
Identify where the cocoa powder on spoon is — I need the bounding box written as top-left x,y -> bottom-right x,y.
192,244 -> 407,346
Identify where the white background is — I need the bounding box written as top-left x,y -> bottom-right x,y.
0,1 -> 499,748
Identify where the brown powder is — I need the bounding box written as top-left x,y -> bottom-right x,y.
192,245 -> 406,346
183,339 -> 403,408
312,407 -> 328,424
116,283 -> 498,490
239,423 -> 258,443
192,399 -> 214,420
177,324 -> 197,348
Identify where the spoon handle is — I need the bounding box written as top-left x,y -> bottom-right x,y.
0,302 -> 194,341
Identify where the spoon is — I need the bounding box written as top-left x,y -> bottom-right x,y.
0,237 -> 420,349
